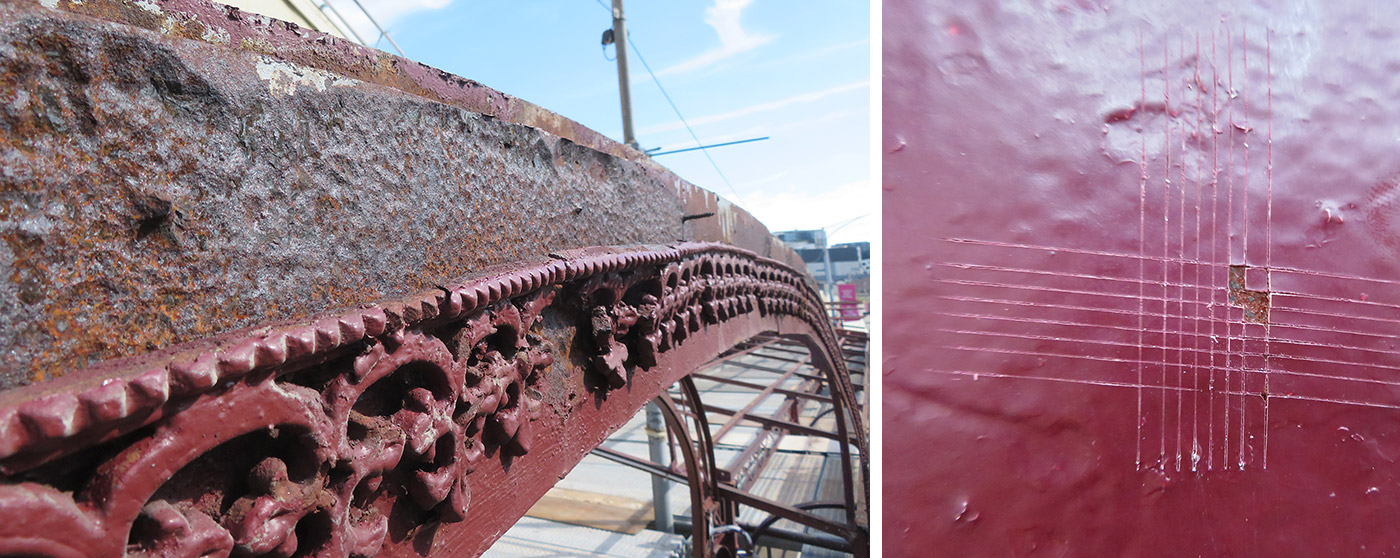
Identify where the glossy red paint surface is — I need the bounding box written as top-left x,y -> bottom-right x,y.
884,1 -> 1400,555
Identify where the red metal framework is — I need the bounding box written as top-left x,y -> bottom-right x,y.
887,0 -> 1400,555
0,1 -> 868,555
0,244 -> 868,557
593,330 -> 870,555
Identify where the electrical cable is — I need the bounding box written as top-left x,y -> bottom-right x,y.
627,36 -> 747,206
591,0 -> 747,205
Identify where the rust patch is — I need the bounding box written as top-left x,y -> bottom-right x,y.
1228,265 -> 1270,324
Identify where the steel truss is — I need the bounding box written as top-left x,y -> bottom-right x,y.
592,330 -> 869,556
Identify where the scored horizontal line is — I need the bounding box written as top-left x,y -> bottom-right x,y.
940,342 -> 1400,374
938,310 -> 1400,358
915,370 -> 1400,410
942,237 -> 1400,287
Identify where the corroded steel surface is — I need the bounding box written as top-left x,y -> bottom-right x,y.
887,0 -> 1400,556
0,0 -> 803,387
0,242 -> 866,557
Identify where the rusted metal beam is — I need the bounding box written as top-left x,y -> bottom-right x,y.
690,372 -> 834,404
0,0 -> 812,390
590,445 -> 689,485
726,386 -> 813,491
721,330 -> 868,491
0,1 -> 867,556
591,441 -> 861,544
702,357 -> 831,383
0,242 -> 866,557
715,485 -> 858,540
595,335 -> 866,553
703,342 -> 834,491
714,337 -> 786,361
703,404 -> 853,444
707,363 -> 800,444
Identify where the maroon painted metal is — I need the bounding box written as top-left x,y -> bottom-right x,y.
887,0 -> 1400,556
0,0 -> 806,388
0,242 -> 866,557
0,1 -> 869,555
596,330 -> 869,554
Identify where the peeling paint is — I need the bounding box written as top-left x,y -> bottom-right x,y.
254,57 -> 355,97
132,0 -> 161,14
717,197 -> 735,242
1228,265 -> 1271,324
0,0 -> 803,385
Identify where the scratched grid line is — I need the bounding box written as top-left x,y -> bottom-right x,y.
938,328 -> 1400,389
934,244 -> 1400,471
1264,29 -> 1275,468
1208,26 -> 1222,470
1192,31 -> 1206,471
1240,26 -> 1253,470
926,26 -> 1400,472
1159,35 -> 1173,469
1137,29 -> 1149,470
935,309 -> 1400,365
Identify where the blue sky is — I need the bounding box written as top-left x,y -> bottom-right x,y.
325,0 -> 873,246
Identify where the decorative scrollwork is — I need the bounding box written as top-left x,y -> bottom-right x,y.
0,244 -> 856,557
579,254 -> 796,394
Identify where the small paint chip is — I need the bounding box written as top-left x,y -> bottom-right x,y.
255,57 -> 356,96
1227,265 -> 1270,324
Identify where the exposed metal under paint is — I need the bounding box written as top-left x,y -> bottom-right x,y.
0,0 -> 809,388
1227,265 -> 1270,325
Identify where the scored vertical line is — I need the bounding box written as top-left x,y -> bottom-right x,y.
1243,28 -> 1254,469
1193,31 -> 1204,472
1264,29 -> 1273,470
1223,26 -> 1234,467
1162,38 -> 1172,468
1137,30 -> 1148,471
1208,27 -> 1220,472
1177,36 -> 1187,472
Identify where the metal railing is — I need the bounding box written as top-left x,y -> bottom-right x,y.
314,0 -> 406,57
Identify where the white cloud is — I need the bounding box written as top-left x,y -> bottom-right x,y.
323,0 -> 451,49
745,38 -> 868,73
672,108 -> 858,147
637,80 -> 867,136
656,0 -> 774,77
743,180 -> 876,246
741,171 -> 791,189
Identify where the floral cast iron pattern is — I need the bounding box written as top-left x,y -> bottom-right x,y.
0,243 -> 857,557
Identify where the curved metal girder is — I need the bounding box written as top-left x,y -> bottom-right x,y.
0,1 -> 866,556
0,243 -> 866,557
653,387 -> 716,558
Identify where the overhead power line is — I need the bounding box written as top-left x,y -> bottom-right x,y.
315,0 -> 406,57
591,0 -> 748,206
648,136 -> 769,156
626,37 -> 746,206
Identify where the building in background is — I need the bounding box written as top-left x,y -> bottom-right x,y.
774,229 -> 826,251
776,230 -> 871,298
219,0 -> 344,37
